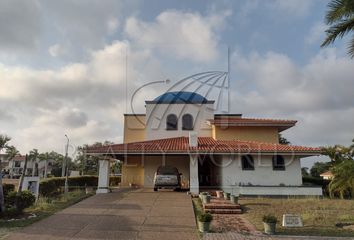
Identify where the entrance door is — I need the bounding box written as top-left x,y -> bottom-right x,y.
198,155 -> 212,187
198,155 -> 221,188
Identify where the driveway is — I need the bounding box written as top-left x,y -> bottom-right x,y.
5,189 -> 198,240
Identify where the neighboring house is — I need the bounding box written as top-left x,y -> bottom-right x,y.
87,91 -> 322,196
3,155 -> 54,178
320,171 -> 333,180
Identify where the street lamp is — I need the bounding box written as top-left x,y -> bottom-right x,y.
64,134 -> 69,194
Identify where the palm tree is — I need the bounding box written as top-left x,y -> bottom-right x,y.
29,149 -> 39,176
329,159 -> 354,198
321,0 -> 354,58
0,134 -> 11,212
6,146 -> 19,178
38,152 -> 54,178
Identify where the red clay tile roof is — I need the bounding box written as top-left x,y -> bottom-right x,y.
207,117 -> 297,131
320,171 -> 333,176
12,155 -> 26,161
86,137 -> 321,155
0,154 -> 25,161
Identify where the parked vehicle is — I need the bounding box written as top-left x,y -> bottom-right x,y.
153,166 -> 181,191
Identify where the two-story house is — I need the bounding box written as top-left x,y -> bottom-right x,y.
87,91 -> 322,196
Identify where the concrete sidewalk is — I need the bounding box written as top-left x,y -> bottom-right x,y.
4,189 -> 198,240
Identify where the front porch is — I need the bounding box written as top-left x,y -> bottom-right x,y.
96,153 -> 323,196
96,154 -> 222,194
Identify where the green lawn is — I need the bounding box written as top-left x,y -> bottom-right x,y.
0,190 -> 92,239
240,197 -> 354,237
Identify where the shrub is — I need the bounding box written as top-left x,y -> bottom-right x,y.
0,207 -> 20,218
39,175 -> 121,197
263,214 -> 277,223
110,176 -> 121,186
6,191 -> 36,212
198,213 -> 213,222
3,184 -> 15,196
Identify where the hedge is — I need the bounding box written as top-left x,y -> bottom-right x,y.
302,176 -> 331,196
39,175 -> 121,197
302,176 -> 330,186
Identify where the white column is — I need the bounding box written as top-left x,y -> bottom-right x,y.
189,154 -> 199,194
96,160 -> 110,194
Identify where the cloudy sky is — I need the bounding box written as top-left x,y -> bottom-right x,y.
0,0 -> 353,167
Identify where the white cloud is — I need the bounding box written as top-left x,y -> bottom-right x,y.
0,0 -> 41,51
107,17 -> 120,35
48,44 -> 68,57
124,10 -> 231,62
305,22 -> 327,45
230,48 -> 354,149
0,39 -> 168,153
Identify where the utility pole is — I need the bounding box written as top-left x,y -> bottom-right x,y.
64,135 -> 69,194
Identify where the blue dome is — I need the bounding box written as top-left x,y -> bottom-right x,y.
150,91 -> 210,104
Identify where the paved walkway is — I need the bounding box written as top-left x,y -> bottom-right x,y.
5,189 -> 198,240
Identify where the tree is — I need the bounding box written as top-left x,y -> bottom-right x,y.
322,139 -> 354,198
29,149 -> 39,176
75,141 -> 114,175
301,167 -> 310,177
329,159 -> 354,198
46,151 -> 65,177
17,154 -> 28,194
278,134 -> 291,145
38,152 -> 55,178
310,162 -> 331,177
321,0 -> 354,58
0,134 -> 12,212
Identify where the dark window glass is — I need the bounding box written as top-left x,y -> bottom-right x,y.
241,155 -> 255,170
272,155 -> 285,170
182,114 -> 193,130
157,166 -> 178,175
166,114 -> 178,130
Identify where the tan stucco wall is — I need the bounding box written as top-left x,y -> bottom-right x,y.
121,156 -> 144,187
123,115 -> 146,143
213,126 -> 279,143
143,155 -> 190,188
121,155 -> 190,188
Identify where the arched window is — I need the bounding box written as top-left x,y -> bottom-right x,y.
166,114 -> 178,130
241,155 -> 254,170
182,114 -> 193,130
272,155 -> 285,170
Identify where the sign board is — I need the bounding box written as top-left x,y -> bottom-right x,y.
282,214 -> 303,227
22,176 -> 40,200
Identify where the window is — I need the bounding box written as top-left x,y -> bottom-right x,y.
14,161 -> 21,168
241,155 -> 254,170
272,155 -> 285,170
182,114 -> 193,130
166,114 -> 178,130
